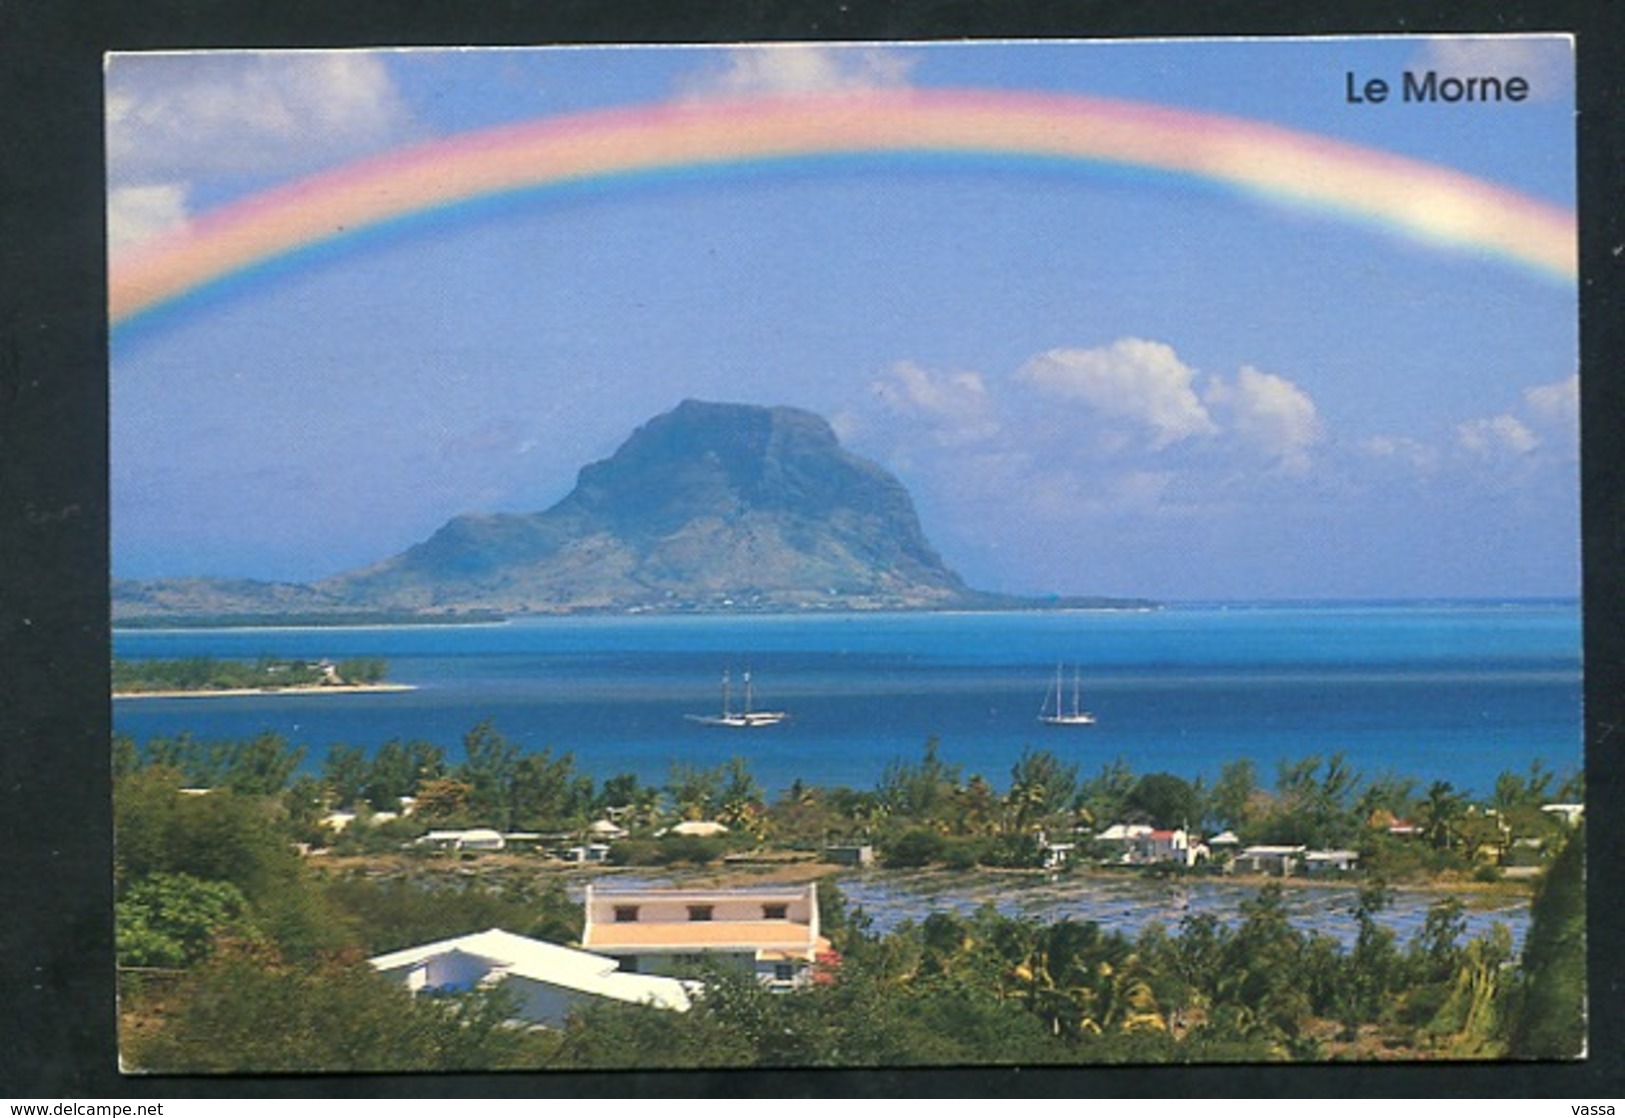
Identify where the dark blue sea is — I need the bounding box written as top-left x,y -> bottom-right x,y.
113,601 -> 1583,800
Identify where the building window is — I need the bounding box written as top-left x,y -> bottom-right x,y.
613,905 -> 639,923
675,954 -> 706,966
762,904 -> 788,920
774,963 -> 795,982
620,956 -> 639,973
687,905 -> 714,922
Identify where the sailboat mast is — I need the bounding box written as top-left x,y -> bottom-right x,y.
743,669 -> 753,716
721,669 -> 731,719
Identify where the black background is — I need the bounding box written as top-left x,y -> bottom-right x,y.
2,0 -> 1621,1099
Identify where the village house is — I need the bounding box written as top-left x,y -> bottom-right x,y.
1233,844 -> 1307,876
1303,849 -> 1361,876
580,884 -> 831,989
823,843 -> 874,867
369,927 -> 694,1027
1136,827 -> 1206,867
1094,823 -> 1206,866
1094,822 -> 1153,863
1541,803 -> 1584,827
415,827 -> 506,852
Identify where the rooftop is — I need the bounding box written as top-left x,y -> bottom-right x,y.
583,920 -> 820,955
369,927 -> 694,1012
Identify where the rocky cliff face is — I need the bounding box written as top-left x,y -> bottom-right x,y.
317,400 -> 972,613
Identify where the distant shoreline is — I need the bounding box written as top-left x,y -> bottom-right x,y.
113,683 -> 417,700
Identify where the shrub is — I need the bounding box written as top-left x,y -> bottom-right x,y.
883,828 -> 946,868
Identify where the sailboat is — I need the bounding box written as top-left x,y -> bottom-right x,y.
1039,663 -> 1096,726
686,668 -> 787,728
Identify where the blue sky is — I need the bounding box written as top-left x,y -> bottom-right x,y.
107,38 -> 1578,601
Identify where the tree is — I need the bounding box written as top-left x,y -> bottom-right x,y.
1077,757 -> 1137,828
361,740 -> 413,812
221,731 -> 304,796
459,720 -> 520,827
281,774 -> 329,843
336,657 -> 387,684
716,757 -> 766,837
1341,882 -> 1401,1035
126,943 -> 549,1073
510,747 -> 582,829
1124,772 -> 1200,830
114,768 -> 350,960
883,828 -> 946,868
321,744 -> 368,809
1506,824 -> 1585,1058
666,760 -> 722,821
1208,758 -> 1258,832
411,776 -> 473,822
1006,748 -> 1078,833
116,872 -> 258,968
1420,780 -> 1466,850
1410,896 -> 1468,985
876,737 -> 961,823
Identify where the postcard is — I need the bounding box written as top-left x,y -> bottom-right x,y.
106,36 -> 1583,1073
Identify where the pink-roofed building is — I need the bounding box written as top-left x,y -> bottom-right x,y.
580,883 -> 831,990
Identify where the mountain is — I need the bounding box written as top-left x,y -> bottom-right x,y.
113,400 -> 1151,622
320,399 -> 972,613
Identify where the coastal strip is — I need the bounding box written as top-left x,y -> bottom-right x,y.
113,683 -> 418,700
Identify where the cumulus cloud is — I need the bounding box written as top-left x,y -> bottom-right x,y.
1457,414 -> 1540,456
107,183 -> 191,248
676,45 -> 915,99
1523,373 -> 1578,426
1206,365 -> 1323,472
870,360 -> 999,447
107,52 -> 413,183
1360,434 -> 1439,472
1016,338 -> 1218,450
106,52 -> 416,251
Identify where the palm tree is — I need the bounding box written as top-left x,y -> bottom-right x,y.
1421,780 -> 1466,850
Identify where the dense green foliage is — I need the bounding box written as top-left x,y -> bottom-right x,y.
111,725 -> 1584,1070
1505,824 -> 1586,1058
126,942 -> 551,1073
113,655 -> 387,693
115,872 -> 257,969
113,721 -> 1579,881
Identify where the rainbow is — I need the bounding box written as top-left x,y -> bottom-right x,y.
109,89 -> 1576,328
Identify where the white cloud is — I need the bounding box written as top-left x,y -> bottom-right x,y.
1016,338 -> 1218,450
870,360 -> 999,446
107,183 -> 191,248
1457,414 -> 1540,456
1523,373 -> 1578,426
1414,36 -> 1571,102
1206,365 -> 1323,472
1360,434 -> 1439,472
676,45 -> 915,99
106,52 -> 414,185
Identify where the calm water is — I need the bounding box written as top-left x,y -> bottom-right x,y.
113,602 -> 1582,800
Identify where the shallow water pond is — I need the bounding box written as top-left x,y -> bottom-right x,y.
835,869 -> 1529,954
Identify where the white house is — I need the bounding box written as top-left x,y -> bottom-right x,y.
587,819 -> 629,840
1234,844 -> 1307,876
580,884 -> 831,989
1095,824 -> 1205,866
369,928 -> 693,1027
661,820 -> 730,838
415,828 -> 507,852
1541,803 -> 1584,827
1303,849 -> 1361,875
1135,828 -> 1206,866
